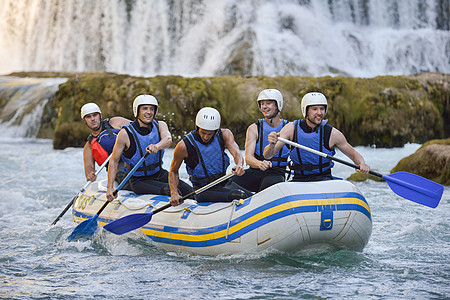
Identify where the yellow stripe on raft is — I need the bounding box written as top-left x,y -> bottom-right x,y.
140,197 -> 369,242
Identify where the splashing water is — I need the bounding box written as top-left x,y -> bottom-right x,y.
0,137 -> 448,299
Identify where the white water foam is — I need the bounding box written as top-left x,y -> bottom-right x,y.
0,0 -> 448,77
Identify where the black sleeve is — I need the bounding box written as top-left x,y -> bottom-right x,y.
183,136 -> 199,169
324,124 -> 333,151
122,128 -> 136,159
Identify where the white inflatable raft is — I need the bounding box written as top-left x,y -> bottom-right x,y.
72,179 -> 372,255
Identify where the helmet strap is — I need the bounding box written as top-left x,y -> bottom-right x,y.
268,109 -> 279,124
260,101 -> 280,124
137,117 -> 152,127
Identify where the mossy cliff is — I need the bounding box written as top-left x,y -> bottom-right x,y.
10,72 -> 449,150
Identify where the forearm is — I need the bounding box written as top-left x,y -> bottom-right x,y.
84,164 -> 95,180
233,153 -> 244,167
263,143 -> 276,159
83,144 -> 95,180
157,135 -> 172,150
351,152 -> 366,166
168,171 -> 180,197
107,159 -> 119,189
245,154 -> 261,169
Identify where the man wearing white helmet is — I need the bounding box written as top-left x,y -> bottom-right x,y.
264,92 -> 370,181
168,107 -> 251,205
106,94 -> 191,202
232,89 -> 290,192
81,102 -> 131,183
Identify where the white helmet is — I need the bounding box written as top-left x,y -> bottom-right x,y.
257,89 -> 283,111
196,107 -> 221,130
81,103 -> 101,119
133,94 -> 158,117
301,92 -> 328,117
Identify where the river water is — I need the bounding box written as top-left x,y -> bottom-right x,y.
0,137 -> 449,299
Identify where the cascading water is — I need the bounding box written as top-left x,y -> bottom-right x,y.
0,0 -> 448,78
0,77 -> 67,137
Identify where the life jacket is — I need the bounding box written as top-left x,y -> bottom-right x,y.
121,120 -> 163,177
88,118 -> 120,165
253,118 -> 290,167
290,119 -> 335,176
184,130 -> 230,187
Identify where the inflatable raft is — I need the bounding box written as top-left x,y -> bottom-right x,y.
72,179 -> 372,255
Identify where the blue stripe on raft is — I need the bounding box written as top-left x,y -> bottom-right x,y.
72,191 -> 371,248
146,192 -> 369,235
143,192 -> 371,247
72,209 -> 115,224
149,201 -> 370,248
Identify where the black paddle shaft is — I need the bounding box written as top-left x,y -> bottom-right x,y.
151,191 -> 195,215
51,197 -> 76,225
328,155 -> 383,178
151,171 -> 235,215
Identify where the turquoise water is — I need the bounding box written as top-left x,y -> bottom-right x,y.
0,138 -> 449,299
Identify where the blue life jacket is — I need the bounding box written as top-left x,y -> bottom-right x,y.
122,120 -> 164,177
184,130 -> 230,187
88,118 -> 120,165
254,118 -> 290,167
95,119 -> 121,154
290,119 -> 335,176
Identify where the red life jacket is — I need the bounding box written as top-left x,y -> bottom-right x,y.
90,137 -> 109,165
88,118 -> 117,165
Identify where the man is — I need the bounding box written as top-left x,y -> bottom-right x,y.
81,102 -> 131,183
169,107 -> 252,206
232,89 -> 290,192
106,94 -> 191,202
264,92 -> 370,181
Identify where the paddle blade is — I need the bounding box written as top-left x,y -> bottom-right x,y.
103,212 -> 153,235
383,172 -> 444,208
67,215 -> 99,241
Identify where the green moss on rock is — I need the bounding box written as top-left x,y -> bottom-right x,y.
53,122 -> 90,149
346,172 -> 385,182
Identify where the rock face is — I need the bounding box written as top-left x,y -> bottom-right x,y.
391,139 -> 450,185
6,72 -> 450,150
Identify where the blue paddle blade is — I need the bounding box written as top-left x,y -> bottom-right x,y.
67,214 -> 99,241
103,212 -> 153,235
383,172 -> 444,208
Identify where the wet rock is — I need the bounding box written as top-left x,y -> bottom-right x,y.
346,172 -> 385,182
391,138 -> 450,185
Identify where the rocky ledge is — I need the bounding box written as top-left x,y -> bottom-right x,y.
391,138 -> 450,185
348,138 -> 450,185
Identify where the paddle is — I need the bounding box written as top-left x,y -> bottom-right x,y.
103,171 -> 235,235
67,153 -> 149,241
278,137 -> 443,208
51,155 -> 112,226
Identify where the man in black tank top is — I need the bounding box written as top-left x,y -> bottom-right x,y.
168,107 -> 252,205
232,89 -> 290,192
106,95 -> 191,202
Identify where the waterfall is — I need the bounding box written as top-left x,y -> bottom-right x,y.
0,77 -> 67,137
0,0 -> 448,77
